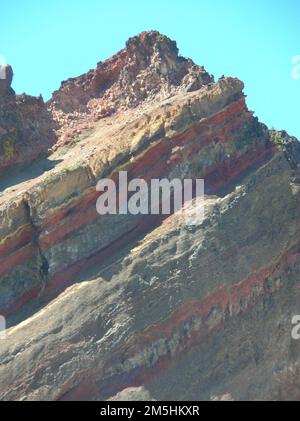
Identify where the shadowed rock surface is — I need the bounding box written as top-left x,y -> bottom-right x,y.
0,65 -> 56,175
0,32 -> 299,401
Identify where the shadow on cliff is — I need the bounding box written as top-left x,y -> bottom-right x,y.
0,157 -> 63,193
6,217 -> 161,330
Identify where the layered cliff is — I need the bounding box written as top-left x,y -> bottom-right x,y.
0,32 -> 299,401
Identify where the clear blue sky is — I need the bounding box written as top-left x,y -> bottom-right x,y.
1,0 -> 300,138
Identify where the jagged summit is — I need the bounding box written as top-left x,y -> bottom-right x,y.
1,31 -> 215,173
49,31 -> 214,118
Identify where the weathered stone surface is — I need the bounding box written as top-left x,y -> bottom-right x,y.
48,31 -> 214,147
0,85 -> 56,175
0,76 -> 269,319
0,32 -> 299,401
50,31 -> 213,113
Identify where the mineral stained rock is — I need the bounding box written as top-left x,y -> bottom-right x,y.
0,31 -> 299,401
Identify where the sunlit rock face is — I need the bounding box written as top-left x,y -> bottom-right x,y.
0,32 -> 300,401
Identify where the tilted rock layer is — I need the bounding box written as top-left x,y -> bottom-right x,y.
0,32 -> 299,401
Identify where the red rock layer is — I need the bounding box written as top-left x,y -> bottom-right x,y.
0,94 -> 271,318
57,241 -> 300,401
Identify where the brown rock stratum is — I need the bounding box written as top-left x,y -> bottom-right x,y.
0,31 -> 300,401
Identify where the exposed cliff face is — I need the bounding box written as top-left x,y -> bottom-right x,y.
0,32 -> 299,401
0,76 -> 269,319
0,66 -> 56,175
51,31 -> 213,113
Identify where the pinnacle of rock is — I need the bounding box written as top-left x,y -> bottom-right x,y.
50,31 -> 214,115
0,64 -> 14,96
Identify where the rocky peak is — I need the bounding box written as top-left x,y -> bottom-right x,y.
49,31 -> 214,134
121,31 -> 213,98
1,31 -> 300,402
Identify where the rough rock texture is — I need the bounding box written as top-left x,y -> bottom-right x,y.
0,76 -> 268,319
108,387 -> 155,401
48,31 -> 214,146
0,32 -> 299,401
0,66 -> 56,175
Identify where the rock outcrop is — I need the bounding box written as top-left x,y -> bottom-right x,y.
0,64 -> 14,96
0,65 -> 56,175
0,76 -> 269,320
0,31 -> 299,401
49,31 -> 214,146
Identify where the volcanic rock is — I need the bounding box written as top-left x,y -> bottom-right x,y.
0,32 -> 299,401
49,31 -> 214,145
